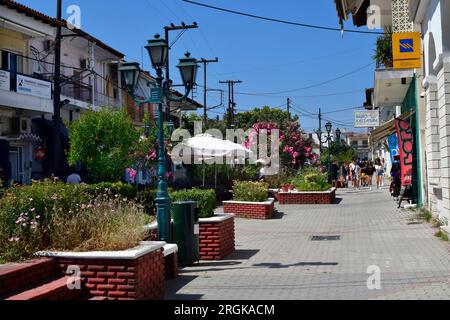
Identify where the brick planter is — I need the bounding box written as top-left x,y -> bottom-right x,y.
278,188 -> 336,205
199,214 -> 235,260
223,199 -> 275,219
36,241 -> 166,300
0,258 -> 57,297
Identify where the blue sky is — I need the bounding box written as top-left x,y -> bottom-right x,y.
18,0 -> 377,132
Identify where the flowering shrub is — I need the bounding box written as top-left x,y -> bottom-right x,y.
245,121 -> 313,171
0,180 -> 142,262
293,168 -> 331,192
232,181 -> 269,202
50,196 -> 150,252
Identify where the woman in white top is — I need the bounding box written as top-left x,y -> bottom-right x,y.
374,158 -> 384,189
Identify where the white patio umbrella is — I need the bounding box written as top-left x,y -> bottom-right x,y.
174,134 -> 253,188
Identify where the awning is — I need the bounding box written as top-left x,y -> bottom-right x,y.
33,118 -> 69,137
369,110 -> 413,144
4,133 -> 42,142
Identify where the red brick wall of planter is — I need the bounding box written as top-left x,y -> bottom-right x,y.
55,248 -> 165,300
223,201 -> 275,219
0,259 -> 56,297
164,252 -> 178,279
199,216 -> 235,260
278,189 -> 336,205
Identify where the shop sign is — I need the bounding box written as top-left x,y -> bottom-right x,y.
393,32 -> 422,69
17,74 -> 51,99
0,70 -> 10,91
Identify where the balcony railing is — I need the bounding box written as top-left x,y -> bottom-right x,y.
61,82 -> 92,103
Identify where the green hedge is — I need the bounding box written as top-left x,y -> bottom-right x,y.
232,181 -> 269,202
170,188 -> 216,218
137,189 -> 157,215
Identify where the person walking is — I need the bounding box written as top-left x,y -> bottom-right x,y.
66,168 -> 82,185
349,159 -> 360,189
381,158 -> 387,186
366,160 -> 375,190
339,162 -> 348,188
331,160 -> 339,187
375,158 -> 384,189
360,160 -> 367,188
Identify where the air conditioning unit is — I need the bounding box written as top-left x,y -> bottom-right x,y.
10,117 -> 31,134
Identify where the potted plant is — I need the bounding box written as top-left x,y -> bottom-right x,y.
373,26 -> 393,68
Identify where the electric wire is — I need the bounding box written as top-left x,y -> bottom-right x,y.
235,62 -> 375,96
181,0 -> 385,35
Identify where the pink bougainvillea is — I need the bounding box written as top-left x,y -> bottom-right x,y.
244,120 -> 313,169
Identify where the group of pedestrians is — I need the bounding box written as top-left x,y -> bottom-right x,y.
331,158 -> 387,190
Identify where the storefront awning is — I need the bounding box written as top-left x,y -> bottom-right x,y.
369,110 -> 413,144
3,133 -> 42,142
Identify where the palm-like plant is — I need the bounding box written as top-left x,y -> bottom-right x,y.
373,27 -> 393,68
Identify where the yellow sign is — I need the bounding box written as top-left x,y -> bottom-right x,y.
392,32 -> 421,69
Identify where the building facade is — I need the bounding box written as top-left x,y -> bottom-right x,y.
409,0 -> 450,221
334,0 -> 428,207
0,0 -> 202,186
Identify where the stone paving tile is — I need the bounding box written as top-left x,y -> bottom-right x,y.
165,188 -> 450,300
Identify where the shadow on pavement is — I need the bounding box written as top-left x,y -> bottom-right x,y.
272,211 -> 285,219
334,198 -> 343,204
222,249 -> 260,260
165,275 -> 203,300
252,261 -> 339,269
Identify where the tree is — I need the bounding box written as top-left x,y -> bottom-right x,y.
235,106 -> 298,131
319,143 -> 357,167
67,108 -> 140,182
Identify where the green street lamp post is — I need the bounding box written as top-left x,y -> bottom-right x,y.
120,34 -> 198,242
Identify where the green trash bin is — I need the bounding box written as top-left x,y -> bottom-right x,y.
172,201 -> 199,266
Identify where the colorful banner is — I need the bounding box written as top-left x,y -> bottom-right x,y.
395,118 -> 414,186
387,134 -> 399,164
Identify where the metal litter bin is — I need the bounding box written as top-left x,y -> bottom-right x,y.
172,201 -> 199,266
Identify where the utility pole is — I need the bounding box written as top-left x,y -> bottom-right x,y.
53,0 -> 63,177
220,80 -> 242,128
287,98 -> 291,122
198,58 -> 219,125
318,108 -> 323,154
164,23 -> 198,122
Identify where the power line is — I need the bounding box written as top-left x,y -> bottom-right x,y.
181,0 -> 385,35
289,105 -> 354,129
235,62 -> 375,96
215,45 -> 372,76
322,106 -> 365,114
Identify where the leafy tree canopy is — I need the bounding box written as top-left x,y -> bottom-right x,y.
235,106 -> 299,131
67,108 -> 140,182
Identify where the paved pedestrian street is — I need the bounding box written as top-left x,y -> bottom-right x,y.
166,188 -> 450,300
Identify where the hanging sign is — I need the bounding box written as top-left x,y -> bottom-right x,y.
354,110 -> 380,128
393,32 -> 422,69
395,118 -> 414,186
149,87 -> 162,103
